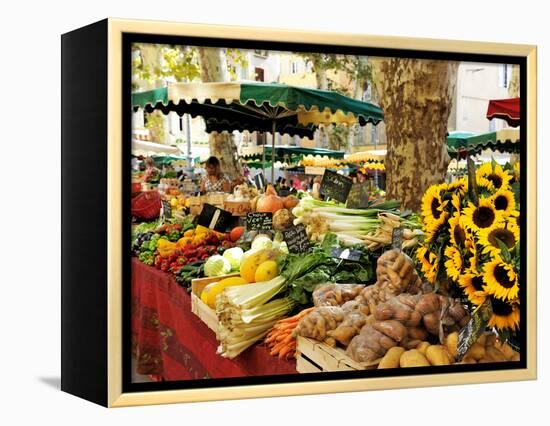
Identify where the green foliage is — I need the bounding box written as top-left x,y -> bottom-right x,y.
132,44 -> 201,89
144,111 -> 166,143
226,48 -> 249,81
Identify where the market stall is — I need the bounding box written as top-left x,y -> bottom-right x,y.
486,97 -> 520,127
446,128 -> 520,157
132,82 -> 383,182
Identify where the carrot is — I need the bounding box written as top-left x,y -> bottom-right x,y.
278,343 -> 294,359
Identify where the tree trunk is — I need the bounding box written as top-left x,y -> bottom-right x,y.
371,58 -> 458,211
198,47 -> 242,179
508,64 -> 520,97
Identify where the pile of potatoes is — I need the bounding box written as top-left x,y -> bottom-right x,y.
377,331 -> 519,369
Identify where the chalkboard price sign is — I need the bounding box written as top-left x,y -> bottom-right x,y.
282,225 -> 310,254
197,203 -> 234,232
346,183 -> 371,209
456,300 -> 493,361
161,200 -> 172,220
331,247 -> 362,262
320,169 -> 352,203
253,173 -> 267,190
246,212 -> 273,231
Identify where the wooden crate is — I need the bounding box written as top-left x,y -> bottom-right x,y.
295,336 -> 380,373
223,200 -> 252,216
190,273 -> 240,333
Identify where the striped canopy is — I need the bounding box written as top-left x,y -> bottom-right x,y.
447,129 -> 520,157
133,82 -> 383,181
132,82 -> 383,137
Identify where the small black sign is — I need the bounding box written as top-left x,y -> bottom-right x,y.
346,183 -> 371,209
253,173 -> 267,190
331,247 -> 362,262
197,203 -> 234,232
320,169 -> 353,203
161,200 -> 172,220
391,227 -> 404,251
246,212 -> 273,231
456,300 -> 493,361
282,225 -> 310,254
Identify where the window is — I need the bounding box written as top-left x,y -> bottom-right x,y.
255,67 -> 265,82
291,61 -> 299,74
498,64 -> 513,88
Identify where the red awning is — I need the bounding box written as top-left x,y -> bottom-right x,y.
486,98 -> 520,127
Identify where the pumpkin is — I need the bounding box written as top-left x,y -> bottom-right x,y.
256,185 -> 284,213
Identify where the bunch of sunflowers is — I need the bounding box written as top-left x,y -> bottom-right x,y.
416,161 -> 520,332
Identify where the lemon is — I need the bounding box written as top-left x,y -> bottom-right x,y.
200,281 -> 218,304
170,198 -> 178,207
254,260 -> 279,282
206,276 -> 249,309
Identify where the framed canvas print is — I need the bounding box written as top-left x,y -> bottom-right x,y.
61,18 -> 537,407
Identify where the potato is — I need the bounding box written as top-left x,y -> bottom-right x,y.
476,333 -> 488,347
444,331 -> 458,359
496,342 -> 518,360
485,346 -> 508,362
400,349 -> 430,368
466,342 -> 486,361
460,355 -> 478,364
378,347 -> 406,369
426,345 -> 451,366
416,341 -> 430,355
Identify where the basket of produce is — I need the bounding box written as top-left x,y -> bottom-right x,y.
131,190 -> 162,220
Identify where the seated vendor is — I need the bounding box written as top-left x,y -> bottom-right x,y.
199,156 -> 231,193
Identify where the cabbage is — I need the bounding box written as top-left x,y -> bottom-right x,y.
204,255 -> 232,277
251,234 -> 272,251
223,247 -> 244,271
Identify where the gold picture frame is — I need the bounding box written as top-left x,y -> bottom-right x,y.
61,18 -> 537,407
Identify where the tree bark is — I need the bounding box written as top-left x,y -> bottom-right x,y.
198,47 -> 242,179
371,58 -> 458,211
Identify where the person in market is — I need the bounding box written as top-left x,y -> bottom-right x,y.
357,169 -> 367,183
143,156 -> 160,183
199,156 -> 232,193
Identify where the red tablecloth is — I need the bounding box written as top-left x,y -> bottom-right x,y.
132,258 -> 297,380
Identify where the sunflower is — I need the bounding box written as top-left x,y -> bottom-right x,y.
478,220 -> 520,257
483,257 -> 519,301
487,296 -> 520,331
458,273 -> 487,305
451,193 -> 463,213
476,162 -> 513,191
476,176 -> 495,194
424,212 -> 449,244
446,177 -> 468,195
416,246 -> 438,284
465,238 -> 480,273
449,213 -> 468,248
444,245 -> 463,281
421,184 -> 448,222
490,189 -> 516,217
462,197 -> 503,233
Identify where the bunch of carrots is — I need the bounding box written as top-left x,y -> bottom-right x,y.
265,307 -> 315,360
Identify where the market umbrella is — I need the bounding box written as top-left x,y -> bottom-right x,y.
446,129 -> 520,158
486,97 -> 520,127
132,82 -> 383,181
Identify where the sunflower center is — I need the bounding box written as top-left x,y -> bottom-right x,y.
494,194 -> 509,211
431,197 -> 441,219
453,225 -> 466,246
490,297 -> 513,316
487,173 -> 503,189
494,264 -> 515,288
489,228 -> 516,248
473,206 -> 496,228
472,275 -> 484,291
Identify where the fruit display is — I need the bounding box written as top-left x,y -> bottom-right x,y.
131,160 -> 522,373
